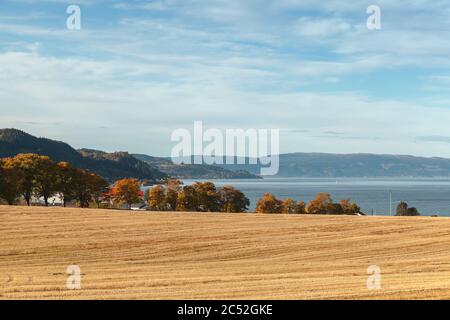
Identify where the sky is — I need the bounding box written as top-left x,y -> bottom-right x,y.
1,0 -> 450,157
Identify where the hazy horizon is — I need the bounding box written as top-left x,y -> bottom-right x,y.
7,126 -> 450,160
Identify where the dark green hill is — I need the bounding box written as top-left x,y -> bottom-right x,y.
0,128 -> 82,164
0,129 -> 167,182
78,149 -> 167,181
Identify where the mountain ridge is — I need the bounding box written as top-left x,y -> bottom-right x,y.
133,154 -> 260,179
4,128 -> 450,178
0,129 -> 259,181
214,153 -> 450,177
0,128 -> 167,182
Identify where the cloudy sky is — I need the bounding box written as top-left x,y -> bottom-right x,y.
1,0 -> 450,157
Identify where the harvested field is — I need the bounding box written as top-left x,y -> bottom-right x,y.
1,205 -> 450,299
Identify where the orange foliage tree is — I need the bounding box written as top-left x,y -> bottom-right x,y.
176,185 -> 197,211
255,193 -> 283,213
147,185 -> 166,211
281,198 -> 306,214
0,158 -> 24,205
340,198 -> 361,215
111,178 -> 142,208
305,192 -> 333,214
2,153 -> 42,206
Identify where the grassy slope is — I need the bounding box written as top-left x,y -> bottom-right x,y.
1,206 -> 450,299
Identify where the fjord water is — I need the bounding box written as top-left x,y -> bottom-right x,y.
182,177 -> 450,216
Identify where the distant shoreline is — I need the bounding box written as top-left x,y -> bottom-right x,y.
178,177 -> 450,217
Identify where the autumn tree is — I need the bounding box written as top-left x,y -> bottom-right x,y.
0,164 -> 3,204
327,202 -> 344,215
33,156 -> 58,206
146,179 -> 183,211
71,168 -> 92,208
281,198 -> 297,214
396,201 -> 420,216
0,162 -> 3,202
306,192 -> 333,214
340,198 -> 361,215
280,198 -> 306,214
88,173 -> 109,208
71,168 -> 108,208
406,207 -> 420,216
192,182 -> 221,212
176,185 -> 197,211
294,201 -> 306,214
218,185 -> 250,213
147,185 -> 166,211
255,193 -> 283,213
0,159 -> 24,205
396,201 -> 408,216
2,154 -> 40,206
56,162 -> 76,207
165,179 -> 182,211
112,178 -> 142,208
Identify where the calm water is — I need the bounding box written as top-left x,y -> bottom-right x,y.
181,177 -> 450,216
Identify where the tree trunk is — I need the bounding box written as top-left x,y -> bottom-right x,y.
23,192 -> 31,206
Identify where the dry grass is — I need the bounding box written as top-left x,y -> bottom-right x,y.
1,205 -> 450,299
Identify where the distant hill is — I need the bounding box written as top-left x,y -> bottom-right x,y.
5,129 -> 450,179
0,129 -> 259,181
215,153 -> 450,177
77,149 -> 167,181
0,128 -> 82,164
133,154 -> 260,179
0,129 -> 167,182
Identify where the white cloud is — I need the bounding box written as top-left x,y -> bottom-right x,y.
294,17 -> 351,38
2,0 -> 450,157
1,50 -> 450,157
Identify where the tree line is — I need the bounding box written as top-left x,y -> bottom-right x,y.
0,153 -> 109,207
396,201 -> 420,216
0,153 -> 370,216
144,180 -> 363,215
255,192 -> 362,215
0,154 -> 251,211
146,180 -> 250,213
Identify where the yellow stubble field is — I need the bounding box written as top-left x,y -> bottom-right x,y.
1,205 -> 450,299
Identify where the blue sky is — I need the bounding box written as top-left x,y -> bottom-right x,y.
1,0 -> 450,156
